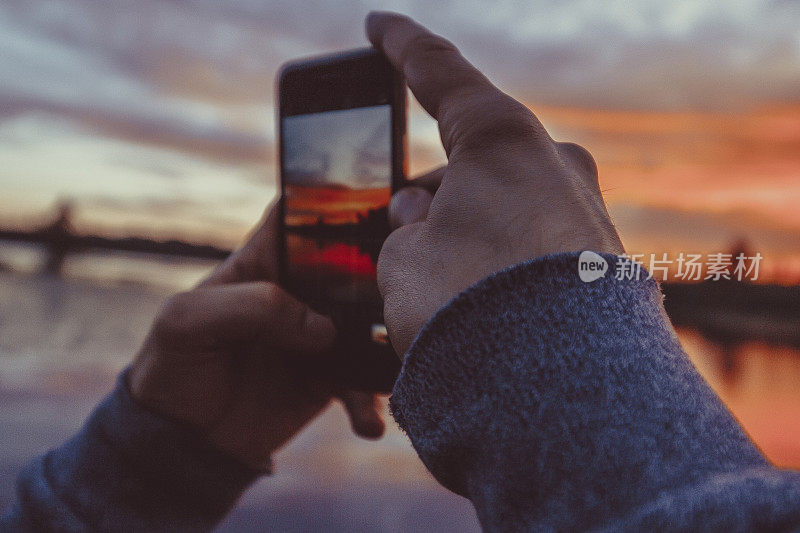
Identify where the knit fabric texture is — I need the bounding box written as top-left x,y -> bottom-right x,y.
1,371 -> 262,532
391,252 -> 800,531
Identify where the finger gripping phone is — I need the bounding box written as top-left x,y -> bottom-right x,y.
277,48 -> 405,393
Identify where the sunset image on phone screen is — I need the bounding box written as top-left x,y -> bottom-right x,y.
282,105 -> 391,310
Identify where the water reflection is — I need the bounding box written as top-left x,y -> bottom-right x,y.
680,328 -> 800,467
1,258 -> 799,529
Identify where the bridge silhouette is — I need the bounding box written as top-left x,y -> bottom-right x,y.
2,204 -> 799,376
0,203 -> 231,276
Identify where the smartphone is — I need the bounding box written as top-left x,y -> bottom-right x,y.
277,48 -> 405,392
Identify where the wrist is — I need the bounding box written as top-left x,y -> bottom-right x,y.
127,349 -> 274,470
23,369 -> 265,531
542,188 -> 624,257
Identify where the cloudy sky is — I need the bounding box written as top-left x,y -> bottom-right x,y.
1,0 -> 800,276
283,106 -> 391,189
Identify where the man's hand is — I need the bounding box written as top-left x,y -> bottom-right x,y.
368,12 -> 625,357
129,205 -> 385,470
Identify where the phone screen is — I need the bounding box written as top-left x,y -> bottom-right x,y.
281,104 -> 391,322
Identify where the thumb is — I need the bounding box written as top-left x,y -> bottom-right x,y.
154,281 -> 336,355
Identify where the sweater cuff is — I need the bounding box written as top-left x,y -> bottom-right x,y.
390,252 -> 770,530
15,369 -> 263,531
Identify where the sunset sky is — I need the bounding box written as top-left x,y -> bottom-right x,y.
285,185 -> 391,226
1,0 -> 800,278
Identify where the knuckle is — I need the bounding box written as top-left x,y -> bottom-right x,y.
557,142 -> 598,179
251,280 -> 281,308
252,281 -> 305,330
493,100 -> 548,142
154,291 -> 195,341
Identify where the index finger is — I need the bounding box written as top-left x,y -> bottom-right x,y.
366,12 -> 512,154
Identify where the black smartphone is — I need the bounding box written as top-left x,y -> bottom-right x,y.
277,48 -> 405,392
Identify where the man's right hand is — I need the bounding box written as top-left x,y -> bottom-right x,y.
368,12 -> 625,357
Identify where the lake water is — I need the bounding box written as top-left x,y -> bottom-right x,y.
1,248 -> 799,531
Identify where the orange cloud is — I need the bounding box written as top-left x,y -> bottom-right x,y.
535,104 -> 800,223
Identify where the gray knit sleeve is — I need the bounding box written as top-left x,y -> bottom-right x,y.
390,252 -> 800,531
0,370 -> 262,532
